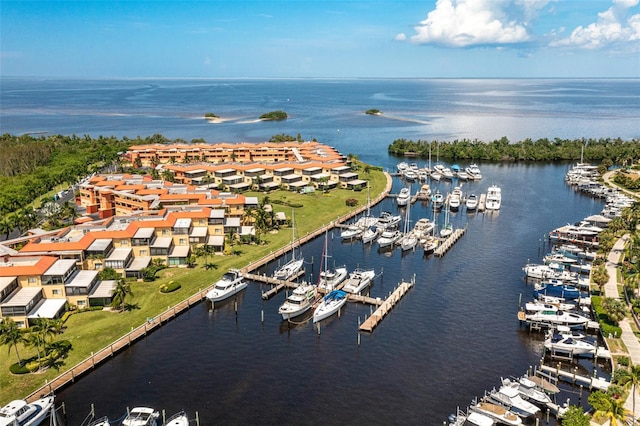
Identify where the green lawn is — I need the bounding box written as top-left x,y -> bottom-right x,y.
0,167 -> 388,404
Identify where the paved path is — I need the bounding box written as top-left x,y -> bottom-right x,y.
601,234 -> 640,424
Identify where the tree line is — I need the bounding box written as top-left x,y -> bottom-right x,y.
388,137 -> 640,164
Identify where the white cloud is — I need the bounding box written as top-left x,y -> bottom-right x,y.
550,0 -> 640,49
406,0 -> 549,47
395,33 -> 407,41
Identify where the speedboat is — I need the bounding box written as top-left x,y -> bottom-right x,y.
206,269 -> 247,302
449,187 -> 462,211
318,266 -> 348,291
0,396 -> 55,426
278,283 -> 317,320
121,407 -> 159,426
377,229 -> 401,248
488,385 -> 540,418
469,401 -> 521,425
485,185 -> 501,210
466,194 -> 478,211
342,268 -> 375,294
533,282 -> 585,301
431,190 -> 444,209
501,377 -> 552,406
396,187 -> 410,206
164,411 -> 189,426
544,333 -> 597,356
466,164 -> 482,180
313,290 -> 348,323
524,300 -> 575,312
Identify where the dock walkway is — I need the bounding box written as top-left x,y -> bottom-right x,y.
243,271 -> 306,299
359,277 -> 414,333
433,227 -> 466,257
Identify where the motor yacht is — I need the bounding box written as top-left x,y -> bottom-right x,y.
278,283 -> 317,320
206,269 -> 247,302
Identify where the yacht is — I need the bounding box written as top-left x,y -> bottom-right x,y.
206,269 -> 247,302
469,401 -> 521,425
431,190 -> 444,209
377,211 -> 401,229
0,396 -> 54,426
273,210 -> 304,280
465,194 -> 478,211
442,168 -> 455,180
342,268 -> 376,294
466,164 -> 482,180
544,333 -> 597,356
456,170 -> 469,181
449,187 -> 462,211
164,411 -> 190,426
423,235 -> 439,255
121,407 -> 160,426
416,184 -> 432,200
448,408 -> 495,426
278,283 -> 317,320
399,231 -> 418,251
413,218 -> 435,239
396,187 -> 411,206
488,385 -> 540,418
318,266 -> 348,291
377,229 -> 401,248
313,289 -> 348,323
403,169 -> 417,181
485,185 -> 501,210
361,226 -> 380,244
340,225 -> 362,241
501,377 -> 552,406
523,309 -> 590,327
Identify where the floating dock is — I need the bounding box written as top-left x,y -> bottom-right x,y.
433,227 -> 466,257
359,277 -> 414,333
477,193 -> 486,211
538,364 -> 610,391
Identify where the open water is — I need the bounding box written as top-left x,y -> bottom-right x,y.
1,78 -> 639,424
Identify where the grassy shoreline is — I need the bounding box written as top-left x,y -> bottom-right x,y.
0,166 -> 388,404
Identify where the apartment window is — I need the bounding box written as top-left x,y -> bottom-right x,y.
139,249 -> 148,256
52,289 -> 61,296
179,238 -> 187,245
27,277 -> 37,284
77,300 -> 86,308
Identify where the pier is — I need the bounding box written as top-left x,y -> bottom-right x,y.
537,364 -> 610,391
433,226 -> 466,257
477,193 -> 486,211
359,277 -> 414,333
243,271 -> 307,299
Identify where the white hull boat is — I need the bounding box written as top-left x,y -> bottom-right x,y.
377,230 -> 401,248
340,225 -> 362,240
273,256 -> 304,281
523,309 -> 589,327
361,226 -> 380,244
377,211 -> 401,229
278,283 -> 317,320
206,270 -> 247,302
544,333 -> 597,355
488,385 -> 540,418
448,408 -> 495,426
396,187 -> 410,206
399,232 -> 418,251
469,401 -> 522,425
342,268 -> 375,294
164,411 -> 189,426
318,266 -> 348,291
122,407 -> 160,426
313,290 -> 348,323
485,185 -> 501,210
501,377 -> 552,406
0,396 -> 55,426
466,194 -> 478,211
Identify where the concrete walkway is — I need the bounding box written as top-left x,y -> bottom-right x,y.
602,234 -> 640,423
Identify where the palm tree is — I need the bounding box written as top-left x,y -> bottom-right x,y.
110,279 -> 133,311
617,365 -> 640,422
601,297 -> 628,324
592,264 -> 610,294
0,318 -> 27,365
589,390 -> 632,426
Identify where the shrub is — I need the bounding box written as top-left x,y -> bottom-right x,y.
616,356 -> 630,367
9,363 -> 31,374
601,322 -> 623,337
345,198 -> 359,207
160,281 -> 181,293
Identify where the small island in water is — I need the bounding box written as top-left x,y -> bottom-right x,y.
259,110 -> 288,121
365,109 -> 382,115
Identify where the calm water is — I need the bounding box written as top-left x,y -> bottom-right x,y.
1,79 -> 634,424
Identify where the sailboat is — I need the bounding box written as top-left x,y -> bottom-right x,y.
273,210 -> 304,280
355,183 -> 377,228
399,188 -> 418,251
440,198 -> 453,238
318,230 -> 347,291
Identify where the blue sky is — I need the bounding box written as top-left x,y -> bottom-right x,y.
1,0 -> 639,78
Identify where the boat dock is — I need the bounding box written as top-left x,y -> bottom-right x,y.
359,277 -> 414,333
477,193 -> 486,211
243,271 -> 307,299
433,227 -> 466,257
537,364 -> 610,391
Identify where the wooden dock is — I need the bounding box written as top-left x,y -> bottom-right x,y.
538,364 -> 610,390
359,277 -> 414,333
243,271 -> 306,299
477,193 -> 486,211
433,227 -> 466,257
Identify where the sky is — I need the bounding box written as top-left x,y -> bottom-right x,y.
1,0 -> 639,78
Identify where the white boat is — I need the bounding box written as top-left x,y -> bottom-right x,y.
544,333 -> 597,355
87,416 -> 111,426
449,186 -> 462,211
442,168 -> 455,180
448,408 -> 495,426
456,170 -> 469,181
340,225 -> 362,241
164,411 -> 189,426
469,401 -> 521,425
0,396 -> 55,426
313,289 -> 348,323
403,169 -> 417,181
488,385 -> 540,418
466,164 -> 482,180
396,161 -> 409,173
377,211 -> 401,229
423,235 -> 439,254
485,185 -> 501,210
318,230 -> 348,291
524,300 -> 575,312
432,190 -> 444,209
396,187 -> 410,206
466,194 -> 478,211
377,229 -> 401,248
523,309 -> 590,327
121,407 -> 159,426
361,226 -> 380,244
342,268 -> 376,294
398,190 -> 417,251
416,184 -> 432,200
273,210 -> 304,280
430,170 -> 442,181
413,218 -> 435,239
501,377 -> 552,406
440,204 -> 453,238
278,283 -> 317,320
206,269 -> 247,302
